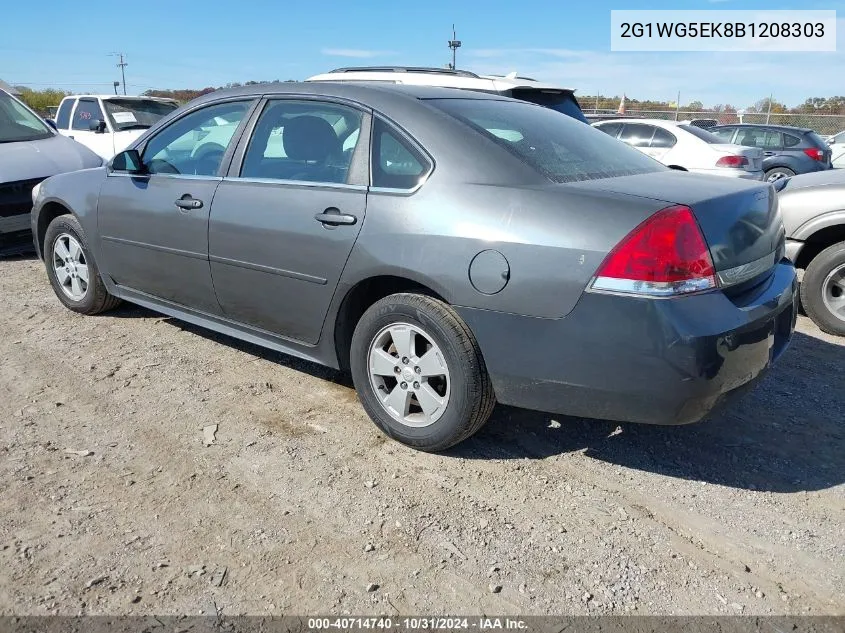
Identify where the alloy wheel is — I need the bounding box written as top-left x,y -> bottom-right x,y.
52,233 -> 89,301
367,322 -> 451,428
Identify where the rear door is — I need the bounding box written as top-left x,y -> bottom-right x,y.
734,127 -> 784,170
54,98 -> 75,136
208,98 -> 370,344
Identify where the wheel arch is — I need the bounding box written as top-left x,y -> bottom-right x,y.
36,200 -> 76,261
794,223 -> 845,270
332,275 -> 448,371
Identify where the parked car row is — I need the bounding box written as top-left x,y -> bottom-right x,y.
3,68 -> 843,453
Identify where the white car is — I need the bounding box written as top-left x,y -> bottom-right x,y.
306,66 -> 590,123
53,95 -> 179,159
592,118 -> 764,180
825,131 -> 845,168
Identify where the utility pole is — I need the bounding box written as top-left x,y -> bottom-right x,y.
447,25 -> 461,70
674,90 -> 681,121
110,52 -> 128,95
766,92 -> 773,123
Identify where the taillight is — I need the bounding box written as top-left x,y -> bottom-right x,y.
803,147 -> 824,161
591,205 -> 717,297
716,155 -> 749,168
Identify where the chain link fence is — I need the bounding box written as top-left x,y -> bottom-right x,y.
583,109 -> 845,136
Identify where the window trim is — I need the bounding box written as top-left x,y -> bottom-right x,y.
226,95 -> 372,189
368,114 -> 434,195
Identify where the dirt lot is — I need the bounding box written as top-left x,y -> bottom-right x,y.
1,254 -> 843,617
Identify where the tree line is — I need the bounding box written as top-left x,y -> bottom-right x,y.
11,84 -> 845,117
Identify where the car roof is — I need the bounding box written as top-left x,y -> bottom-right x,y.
188,81 -> 517,107
305,66 -> 576,93
592,118 -> 681,128
61,94 -> 177,102
712,123 -> 813,133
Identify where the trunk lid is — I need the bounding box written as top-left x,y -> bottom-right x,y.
566,170 -> 785,281
711,143 -> 764,172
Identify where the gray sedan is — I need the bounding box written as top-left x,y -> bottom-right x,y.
31,83 -> 798,451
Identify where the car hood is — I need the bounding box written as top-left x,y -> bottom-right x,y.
775,168 -> 845,192
0,134 -> 103,182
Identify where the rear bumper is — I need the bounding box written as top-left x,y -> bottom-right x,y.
0,213 -> 35,256
457,261 -> 798,425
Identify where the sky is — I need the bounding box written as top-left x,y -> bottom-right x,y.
0,0 -> 841,109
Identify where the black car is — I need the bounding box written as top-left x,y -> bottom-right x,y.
709,123 -> 832,182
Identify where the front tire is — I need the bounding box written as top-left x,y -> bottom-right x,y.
44,214 -> 121,315
800,241 -> 845,336
350,293 -> 495,452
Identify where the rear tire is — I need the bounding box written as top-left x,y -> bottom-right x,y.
350,293 -> 496,452
44,214 -> 121,315
800,241 -> 845,336
764,167 -> 794,182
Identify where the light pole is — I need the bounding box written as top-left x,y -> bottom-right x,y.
109,52 -> 128,95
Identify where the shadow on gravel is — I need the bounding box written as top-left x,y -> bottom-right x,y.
455,331 -> 845,493
107,302 -> 353,387
105,302 -> 844,493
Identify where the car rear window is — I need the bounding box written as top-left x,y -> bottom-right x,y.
427,98 -> 664,183
507,89 -> 589,124
680,124 -> 722,144
806,131 -> 828,148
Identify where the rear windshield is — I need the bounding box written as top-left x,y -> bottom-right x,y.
806,131 -> 828,149
681,124 -> 722,144
427,98 -> 665,183
508,89 -> 589,124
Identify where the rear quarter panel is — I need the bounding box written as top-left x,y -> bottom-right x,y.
345,180 -> 668,319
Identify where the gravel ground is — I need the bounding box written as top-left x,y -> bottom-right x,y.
1,255 -> 843,617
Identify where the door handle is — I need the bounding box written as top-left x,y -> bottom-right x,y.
763,151 -> 776,156
175,195 -> 203,210
314,208 -> 357,226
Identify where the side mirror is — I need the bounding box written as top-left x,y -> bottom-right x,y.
89,119 -> 107,133
110,149 -> 145,174
45,118 -> 57,130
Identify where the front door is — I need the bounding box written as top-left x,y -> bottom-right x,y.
97,99 -> 254,314
209,99 -> 369,344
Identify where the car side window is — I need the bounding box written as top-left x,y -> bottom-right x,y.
141,100 -> 251,176
710,127 -> 736,142
783,133 -> 801,148
651,127 -> 677,149
72,99 -> 104,131
595,122 -> 622,138
56,99 -> 74,129
619,124 -> 655,148
371,118 -> 430,190
240,100 -> 363,184
736,128 -> 782,149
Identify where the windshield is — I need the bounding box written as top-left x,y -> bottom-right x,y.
428,98 -> 664,183
681,124 -> 722,144
102,98 -> 179,131
0,90 -> 53,143
509,89 -> 589,124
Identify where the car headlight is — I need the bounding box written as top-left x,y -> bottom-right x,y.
31,181 -> 43,204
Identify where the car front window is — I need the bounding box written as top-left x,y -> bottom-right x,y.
429,98 -> 664,183
103,98 -> 179,131
0,90 -> 53,142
